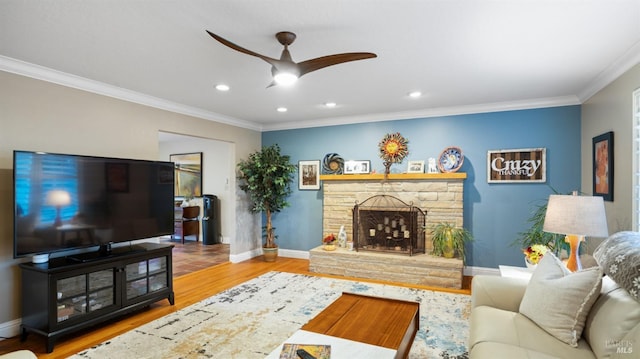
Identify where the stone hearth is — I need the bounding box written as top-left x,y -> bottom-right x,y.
309,246 -> 463,288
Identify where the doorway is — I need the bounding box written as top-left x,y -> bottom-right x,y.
158,131 -> 234,276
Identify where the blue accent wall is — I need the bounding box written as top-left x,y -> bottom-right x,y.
262,105 -> 581,268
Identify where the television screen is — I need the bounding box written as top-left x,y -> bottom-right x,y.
13,150 -> 175,258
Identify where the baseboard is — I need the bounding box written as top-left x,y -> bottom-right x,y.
229,248 -> 262,263
0,318 -> 21,339
277,248 -> 310,259
230,248 -> 310,263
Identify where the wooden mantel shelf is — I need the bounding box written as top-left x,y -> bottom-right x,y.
320,173 -> 467,181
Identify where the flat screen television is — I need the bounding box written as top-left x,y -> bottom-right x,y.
13,150 -> 175,261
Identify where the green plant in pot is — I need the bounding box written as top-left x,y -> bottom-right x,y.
237,144 -> 296,262
430,222 -> 473,262
513,189 -> 570,257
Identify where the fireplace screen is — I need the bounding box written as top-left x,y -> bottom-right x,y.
352,195 -> 426,256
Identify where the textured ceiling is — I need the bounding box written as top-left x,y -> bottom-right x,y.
1,0 -> 639,131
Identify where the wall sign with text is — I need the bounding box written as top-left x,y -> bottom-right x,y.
487,148 -> 546,183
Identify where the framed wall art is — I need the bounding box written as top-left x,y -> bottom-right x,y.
299,160 -> 321,190
593,131 -> 613,201
170,152 -> 203,198
487,148 -> 546,183
407,160 -> 425,173
344,160 -> 371,174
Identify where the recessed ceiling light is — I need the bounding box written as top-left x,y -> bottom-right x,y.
215,84 -> 230,91
409,91 -> 422,98
277,107 -> 288,113
324,102 -> 337,108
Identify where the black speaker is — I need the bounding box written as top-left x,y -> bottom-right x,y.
202,194 -> 221,245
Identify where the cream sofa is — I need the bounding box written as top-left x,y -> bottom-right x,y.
469,232 -> 640,359
0,351 -> 37,359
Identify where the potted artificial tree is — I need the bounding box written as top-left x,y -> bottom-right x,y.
430,222 -> 473,263
237,144 -> 296,262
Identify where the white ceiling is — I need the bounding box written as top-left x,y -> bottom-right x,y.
2,1 -> 640,131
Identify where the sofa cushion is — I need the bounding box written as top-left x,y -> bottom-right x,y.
470,306 -> 596,359
470,342 -> 565,359
471,275 -> 529,312
593,231 -> 640,302
519,253 -> 602,347
584,276 -> 640,359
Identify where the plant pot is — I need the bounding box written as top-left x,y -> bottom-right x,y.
525,257 -> 537,271
263,247 -> 278,262
323,244 -> 337,251
442,232 -> 455,258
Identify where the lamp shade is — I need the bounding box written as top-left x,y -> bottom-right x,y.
45,190 -> 71,207
543,194 -> 608,237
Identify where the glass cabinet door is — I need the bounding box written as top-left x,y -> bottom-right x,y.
56,275 -> 86,323
88,270 -> 114,312
125,257 -> 167,300
56,268 -> 115,323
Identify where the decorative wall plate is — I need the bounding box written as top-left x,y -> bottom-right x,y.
437,146 -> 464,173
322,153 -> 344,174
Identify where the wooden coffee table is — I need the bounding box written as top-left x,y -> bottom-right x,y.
286,292 -> 420,359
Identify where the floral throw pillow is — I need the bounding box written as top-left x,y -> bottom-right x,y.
594,231 -> 640,302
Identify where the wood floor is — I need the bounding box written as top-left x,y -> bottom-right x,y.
0,256 -> 471,358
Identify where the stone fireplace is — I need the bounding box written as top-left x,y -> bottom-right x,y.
310,172 -> 467,288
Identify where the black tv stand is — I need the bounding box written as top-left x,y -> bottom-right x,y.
20,242 -> 174,353
66,244 -> 145,263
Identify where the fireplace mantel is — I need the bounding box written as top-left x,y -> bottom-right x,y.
320,173 -> 466,181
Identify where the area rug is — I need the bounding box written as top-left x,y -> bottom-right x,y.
72,272 -> 470,359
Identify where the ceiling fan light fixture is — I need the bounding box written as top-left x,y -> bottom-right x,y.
276,107 -> 288,112
324,102 -> 337,108
215,84 -> 230,91
409,91 -> 422,98
273,71 -> 298,86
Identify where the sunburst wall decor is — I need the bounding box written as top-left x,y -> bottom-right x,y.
378,132 -> 409,175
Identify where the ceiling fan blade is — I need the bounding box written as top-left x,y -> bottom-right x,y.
206,30 -> 281,67
297,52 -> 377,77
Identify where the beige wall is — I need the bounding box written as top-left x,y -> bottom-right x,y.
0,71 -> 261,327
581,63 -> 640,250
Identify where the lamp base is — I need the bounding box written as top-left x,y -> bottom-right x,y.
565,234 -> 584,272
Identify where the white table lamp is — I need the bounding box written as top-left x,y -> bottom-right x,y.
542,192 -> 608,272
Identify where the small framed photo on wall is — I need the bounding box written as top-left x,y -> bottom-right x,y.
593,131 -> 614,201
299,160 -> 320,190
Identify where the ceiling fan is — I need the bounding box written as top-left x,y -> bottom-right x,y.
205,30 -> 377,87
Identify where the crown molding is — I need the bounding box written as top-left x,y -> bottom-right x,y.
5,52 -> 635,134
262,95 -> 581,131
578,40 -> 640,102
0,56 -> 263,132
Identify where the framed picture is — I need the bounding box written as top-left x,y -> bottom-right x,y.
170,152 -> 203,197
593,131 -> 614,201
487,148 -> 546,183
344,160 -> 371,174
299,160 -> 321,190
407,160 -> 425,173
106,163 -> 129,192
